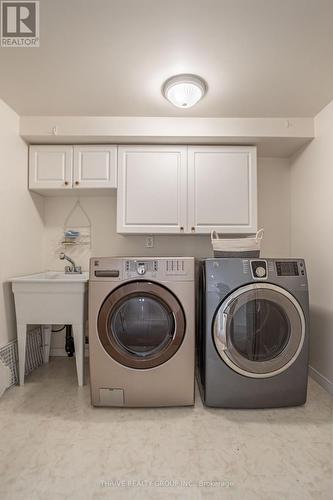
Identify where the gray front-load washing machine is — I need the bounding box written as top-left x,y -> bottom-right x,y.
196,258 -> 309,408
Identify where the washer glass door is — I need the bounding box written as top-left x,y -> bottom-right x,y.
213,284 -> 305,378
111,295 -> 174,357
98,281 -> 185,369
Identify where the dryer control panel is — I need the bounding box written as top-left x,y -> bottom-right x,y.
205,258 -> 307,293
251,260 -> 268,280
245,259 -> 306,281
276,261 -> 301,276
247,259 -> 305,280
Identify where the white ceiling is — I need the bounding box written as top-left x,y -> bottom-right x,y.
1,0 -> 333,117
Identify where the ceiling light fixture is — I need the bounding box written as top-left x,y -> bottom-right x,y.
162,74 -> 207,108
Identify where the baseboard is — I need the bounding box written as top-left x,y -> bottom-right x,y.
50,347 -> 89,358
309,365 -> 333,396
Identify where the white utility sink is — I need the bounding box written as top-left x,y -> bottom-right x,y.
11,271 -> 89,387
12,271 -> 89,282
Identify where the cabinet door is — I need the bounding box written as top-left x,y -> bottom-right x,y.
117,146 -> 187,233
73,146 -> 117,189
29,146 -> 72,190
188,146 -> 257,234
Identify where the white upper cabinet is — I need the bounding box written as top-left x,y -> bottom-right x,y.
117,146 -> 187,233
73,146 -> 117,189
188,146 -> 257,234
29,146 -> 73,190
29,145 -> 117,193
29,144 -> 257,234
117,145 -> 257,234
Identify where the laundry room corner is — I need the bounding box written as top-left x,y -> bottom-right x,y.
0,99 -> 45,349
290,99 -> 333,395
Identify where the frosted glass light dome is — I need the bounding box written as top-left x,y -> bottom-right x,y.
162,74 -> 207,108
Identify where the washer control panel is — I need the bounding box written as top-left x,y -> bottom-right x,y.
136,263 -> 146,275
125,259 -> 158,277
90,257 -> 194,281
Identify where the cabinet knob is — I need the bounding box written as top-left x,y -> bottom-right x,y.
191,227 -> 195,232
64,181 -> 69,186
180,226 -> 184,232
75,181 -> 79,185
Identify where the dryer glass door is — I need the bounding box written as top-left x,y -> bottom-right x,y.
98,281 -> 185,369
213,283 -> 305,378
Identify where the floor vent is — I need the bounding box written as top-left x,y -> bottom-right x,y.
0,326 -> 43,387
0,341 -> 18,387
25,326 -> 43,376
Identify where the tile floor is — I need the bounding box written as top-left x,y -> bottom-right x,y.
0,358 -> 332,500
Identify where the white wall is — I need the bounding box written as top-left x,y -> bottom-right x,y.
43,157 -> 291,271
290,100 -> 333,394
257,157 -> 290,257
0,100 -> 44,347
20,116 -> 314,158
43,157 -> 291,352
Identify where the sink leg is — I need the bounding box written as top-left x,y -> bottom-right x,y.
42,325 -> 52,364
72,323 -> 85,386
17,323 -> 27,386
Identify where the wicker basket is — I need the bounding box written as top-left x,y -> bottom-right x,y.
211,229 -> 264,258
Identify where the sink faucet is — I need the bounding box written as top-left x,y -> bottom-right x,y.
59,253 -> 82,274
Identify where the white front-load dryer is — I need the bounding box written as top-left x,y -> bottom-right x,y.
196,258 -> 309,408
89,257 -> 195,407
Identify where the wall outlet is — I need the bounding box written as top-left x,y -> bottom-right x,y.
145,236 -> 154,248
